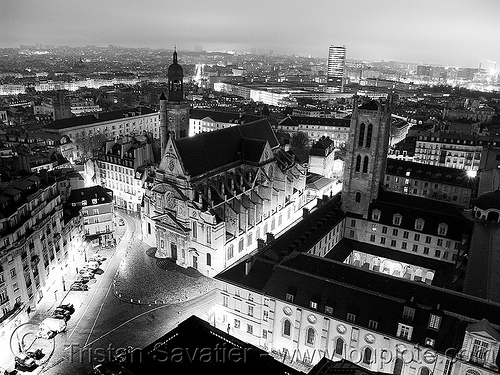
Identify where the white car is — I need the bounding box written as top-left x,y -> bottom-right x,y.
90,254 -> 106,263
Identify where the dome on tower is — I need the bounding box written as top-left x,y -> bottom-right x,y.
168,50 -> 183,78
475,190 -> 500,211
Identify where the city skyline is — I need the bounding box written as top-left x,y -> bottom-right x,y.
3,0 -> 500,69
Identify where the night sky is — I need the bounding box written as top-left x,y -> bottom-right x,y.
3,0 -> 500,68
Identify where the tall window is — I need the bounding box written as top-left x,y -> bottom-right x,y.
358,123 -> 365,147
363,156 -> 369,173
283,319 -> 291,337
227,245 -> 234,259
192,221 -> 197,239
355,155 -> 361,172
306,327 -> 315,345
206,253 -> 211,266
471,339 -> 488,361
355,192 -> 361,203
420,367 -> 430,375
366,124 -> 373,148
335,338 -> 344,356
394,358 -> 403,375
363,347 -> 372,364
428,314 -> 441,330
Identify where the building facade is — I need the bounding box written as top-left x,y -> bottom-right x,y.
141,119 -> 310,277
326,45 -> 346,93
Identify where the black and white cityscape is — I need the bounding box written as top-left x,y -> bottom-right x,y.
1,1 -> 500,374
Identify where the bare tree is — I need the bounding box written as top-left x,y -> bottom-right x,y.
290,131 -> 310,149
73,130 -> 107,162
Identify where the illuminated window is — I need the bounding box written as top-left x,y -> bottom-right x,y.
283,319 -> 291,337
428,314 -> 441,330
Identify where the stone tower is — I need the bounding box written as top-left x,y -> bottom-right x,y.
159,92 -> 168,157
166,49 -> 189,141
341,96 -> 392,218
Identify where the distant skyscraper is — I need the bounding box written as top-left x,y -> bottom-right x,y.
326,45 -> 346,93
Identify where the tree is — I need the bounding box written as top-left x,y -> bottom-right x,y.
73,130 -> 107,162
290,131 -> 310,150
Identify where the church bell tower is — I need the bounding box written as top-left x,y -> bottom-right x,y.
341,96 -> 392,218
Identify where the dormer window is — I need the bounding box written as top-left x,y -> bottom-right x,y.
415,218 -> 425,231
393,214 -> 402,226
372,209 -> 381,222
286,286 -> 296,303
91,198 -> 98,205
402,306 -> 415,322
81,200 -> 87,206
438,223 -> 448,236
310,301 -> 318,310
428,314 -> 441,330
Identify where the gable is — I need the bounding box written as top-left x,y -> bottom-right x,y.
158,138 -> 184,176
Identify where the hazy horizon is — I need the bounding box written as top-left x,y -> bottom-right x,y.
3,0 -> 500,69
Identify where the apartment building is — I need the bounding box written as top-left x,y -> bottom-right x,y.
384,159 -> 477,208
0,172 -> 67,332
189,108 -> 262,136
66,186 -> 114,247
96,136 -> 156,212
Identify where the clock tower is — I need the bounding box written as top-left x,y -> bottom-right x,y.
166,48 -> 189,142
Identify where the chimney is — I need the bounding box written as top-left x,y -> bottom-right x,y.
257,238 -> 265,249
245,256 -> 254,276
266,232 -> 275,243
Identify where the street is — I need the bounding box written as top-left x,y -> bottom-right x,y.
17,211 -> 216,375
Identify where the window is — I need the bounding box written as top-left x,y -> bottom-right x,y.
402,306 -> 415,321
263,310 -> 269,321
391,239 -> 396,247
349,230 -> 355,237
403,231 -> 409,239
248,305 -> 254,316
366,124 -> 373,148
238,238 -> 244,252
10,269 -> 16,278
397,323 -> 413,340
222,295 -> 228,307
234,319 -> 240,329
372,210 -> 380,221
247,324 -> 253,334
306,327 -> 315,345
425,337 -> 435,347
425,236 -> 432,244
355,192 -> 361,203
325,306 -> 333,315
310,301 -> 318,310
392,228 -> 399,236
347,313 -> 356,323
192,221 -> 197,239
380,237 -> 386,245
363,156 -> 369,173
414,233 -> 420,241
206,253 -> 211,266
283,319 -> 291,337
423,247 -> 430,255
207,227 -> 212,244
382,226 -> 387,234
370,234 -> 375,242
262,330 -> 268,339
394,358 -> 403,375
435,249 -> 441,258
393,214 -> 402,226
401,242 -> 407,250
358,123 -> 365,147
428,314 -> 441,330
355,155 -> 361,172
363,347 -> 372,364
335,338 -> 344,355
368,320 -> 378,330
351,219 -> 356,227
286,293 -> 294,302
415,219 -> 424,231
471,339 -> 489,361
227,245 -> 234,259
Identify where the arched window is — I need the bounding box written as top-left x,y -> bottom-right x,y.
283,319 -> 291,337
335,337 -> 344,356
355,155 -> 361,172
394,357 -> 403,375
358,123 -> 365,147
366,124 -> 373,148
363,347 -> 372,364
363,156 -> 369,173
420,367 -> 430,375
355,192 -> 361,203
306,327 -> 315,345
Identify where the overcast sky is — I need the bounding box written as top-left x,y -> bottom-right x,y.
3,0 -> 500,68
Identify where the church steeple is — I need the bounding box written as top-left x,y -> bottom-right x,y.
167,47 -> 184,103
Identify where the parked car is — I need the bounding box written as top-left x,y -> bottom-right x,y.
3,367 -> 18,375
27,349 -> 43,360
70,282 -> 89,291
79,270 -> 94,279
51,307 -> 71,321
37,329 -> 57,339
14,353 -> 36,370
39,317 -> 66,333
85,261 -> 100,271
90,254 -> 106,263
57,303 -> 75,314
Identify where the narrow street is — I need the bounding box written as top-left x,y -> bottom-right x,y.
15,211 -> 217,375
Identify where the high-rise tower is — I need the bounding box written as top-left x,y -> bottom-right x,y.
341,96 -> 392,217
326,45 -> 346,93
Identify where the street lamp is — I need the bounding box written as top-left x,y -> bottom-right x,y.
62,276 -> 66,292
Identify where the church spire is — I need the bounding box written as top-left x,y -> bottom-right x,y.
173,46 -> 178,64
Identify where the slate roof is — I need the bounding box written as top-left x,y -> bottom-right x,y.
218,251 -> 500,355
67,185 -> 113,205
358,100 -> 380,111
44,107 -> 155,130
290,116 -> 350,128
385,158 -> 475,188
190,108 -> 262,124
368,190 -> 472,241
174,118 -> 279,178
